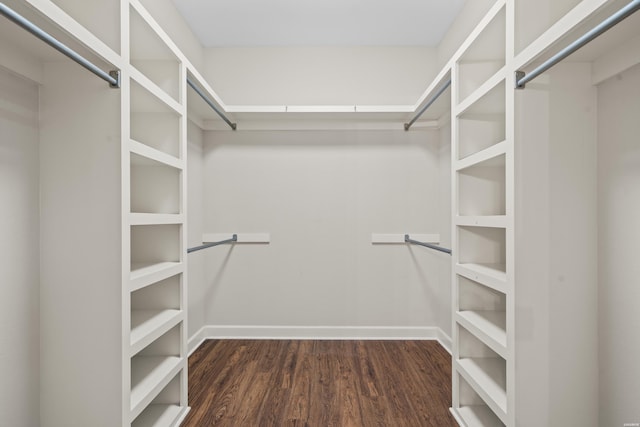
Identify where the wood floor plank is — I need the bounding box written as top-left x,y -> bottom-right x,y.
182,340 -> 457,427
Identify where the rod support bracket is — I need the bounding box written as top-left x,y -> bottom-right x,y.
231,123 -> 237,131
403,123 -> 410,131
515,71 -> 526,89
109,70 -> 121,89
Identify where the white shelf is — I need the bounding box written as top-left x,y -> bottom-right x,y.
130,69 -> 182,115
457,358 -> 507,423
456,141 -> 507,171
456,68 -> 506,117
132,404 -> 186,427
130,357 -> 183,421
130,310 -> 183,356
456,216 -> 507,228
456,263 -> 507,294
457,311 -> 507,358
456,405 -> 505,427
129,140 -> 183,169
130,214 -> 184,226
130,262 -> 183,292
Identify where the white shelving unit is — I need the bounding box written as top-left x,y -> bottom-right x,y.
451,0 -> 514,425
123,1 -> 189,425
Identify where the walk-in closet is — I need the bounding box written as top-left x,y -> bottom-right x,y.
1,0 -> 638,426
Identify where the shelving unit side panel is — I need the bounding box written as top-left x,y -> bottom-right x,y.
450,60 -> 462,412
178,61 -> 189,410
120,3 -> 132,426
39,60 -> 123,427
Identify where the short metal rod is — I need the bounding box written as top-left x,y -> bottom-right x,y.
404,79 -> 451,131
187,234 -> 237,253
0,2 -> 120,88
516,0 -> 640,88
404,234 -> 452,255
187,77 -> 237,130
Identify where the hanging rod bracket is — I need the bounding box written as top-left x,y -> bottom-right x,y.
109,70 -> 121,89
515,71 -> 526,89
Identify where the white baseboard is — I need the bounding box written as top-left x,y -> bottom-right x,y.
189,325 -> 452,355
437,328 -> 453,354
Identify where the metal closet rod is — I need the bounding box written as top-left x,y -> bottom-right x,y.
187,77 -> 237,130
0,2 -> 120,88
404,234 -> 452,255
404,78 -> 451,131
187,234 -> 237,253
516,0 -> 640,88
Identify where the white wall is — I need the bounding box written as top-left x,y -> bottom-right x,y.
187,120 -> 206,338
597,63 -> 640,427
0,67 -> 40,427
204,47 -> 436,106
199,129 -> 451,338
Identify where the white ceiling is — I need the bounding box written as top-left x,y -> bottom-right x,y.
172,0 -> 466,47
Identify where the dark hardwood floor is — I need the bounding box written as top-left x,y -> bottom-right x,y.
182,339 -> 456,427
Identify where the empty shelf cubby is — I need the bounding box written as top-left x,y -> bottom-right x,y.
458,226 -> 506,275
130,153 -> 181,215
132,372 -> 184,427
458,154 -> 506,217
130,224 -> 181,274
130,324 -> 183,420
130,275 -> 182,356
456,373 -> 506,427
457,6 -> 506,103
457,325 -> 507,421
457,275 -> 507,356
129,4 -> 181,103
130,79 -> 181,158
457,81 -> 506,161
